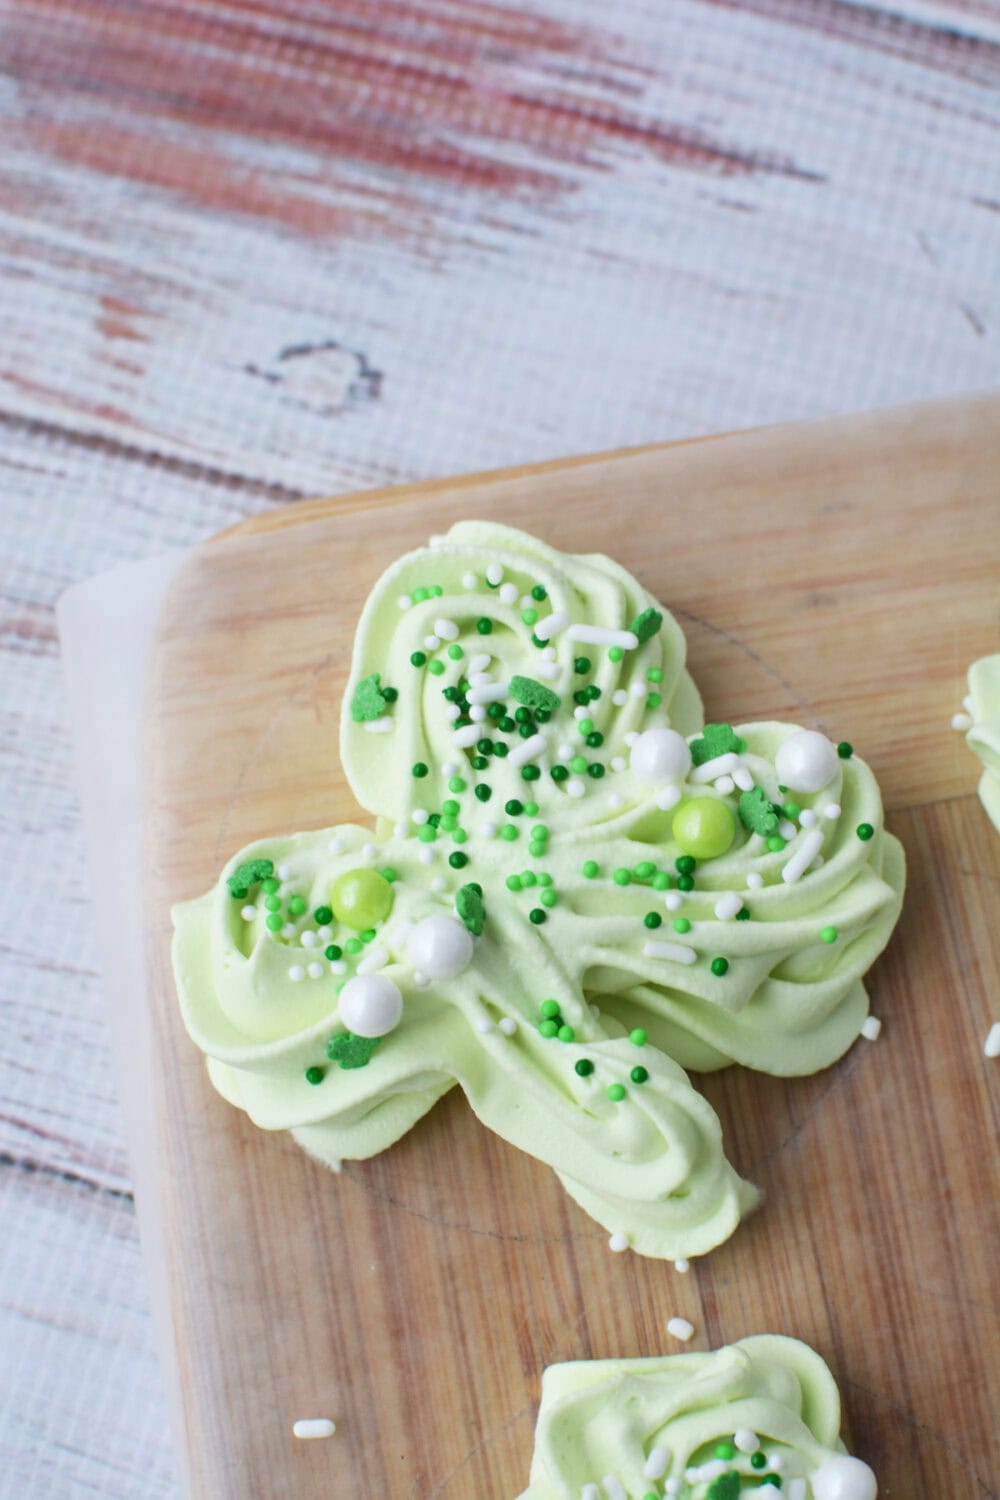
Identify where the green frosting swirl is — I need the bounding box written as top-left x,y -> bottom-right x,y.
518,1336 -> 877,1499
173,522 -> 904,1259
964,654 -> 1000,831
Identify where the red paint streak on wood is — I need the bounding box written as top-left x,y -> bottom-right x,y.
7,0 -> 820,247
97,295 -> 147,344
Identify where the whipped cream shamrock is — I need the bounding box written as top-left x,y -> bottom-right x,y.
517,1335 -> 877,1499
956,654 -> 1000,831
173,522 -> 904,1259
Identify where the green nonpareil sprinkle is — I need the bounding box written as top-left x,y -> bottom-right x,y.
607,1082 -> 626,1102
575,1058 -> 594,1076
305,1065 -> 325,1085
582,860 -> 599,878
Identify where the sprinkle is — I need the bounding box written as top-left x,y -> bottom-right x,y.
610,756 -> 626,772
434,617 -> 459,641
746,871 -> 763,889
469,705 -> 487,722
363,716 -> 394,734
462,571 -> 478,589
442,761 -> 459,777
733,765 -> 754,791
476,1018 -> 494,1035
292,1419 -> 336,1440
664,892 -> 683,911
602,1479 -> 627,1500
508,733 -> 547,769
445,704 -> 461,722
714,775 -> 736,794
452,724 -> 482,749
781,828 -> 824,884
607,1082 -> 626,1101
856,822 -> 874,841
656,785 -> 683,811
288,965 -> 306,982
329,960 -> 347,975
357,946 -> 388,975
469,653 -> 492,674
667,1316 -> 694,1341
535,659 -> 560,680
778,819 -> 797,840
985,1023 -> 1000,1058
534,610 -> 568,641
837,741 -> 853,759
499,581 -> 518,604
582,1487 -> 601,1500
674,1258 -> 690,1274
861,1015 -> 882,1040
952,712 -> 973,730
499,1017 -> 518,1036
714,893 -> 743,920
424,634 -> 440,650
820,925 -> 838,943
397,594 -> 413,611
567,624 -> 639,649
361,842 -> 377,860
710,957 -> 729,976
486,563 -> 504,586
307,961 -> 324,979
567,778 -> 586,798
612,689 -> 628,706
691,751 -> 741,783
241,905 -> 257,920
431,875 -> 447,894
419,847 -> 435,864
467,681 -> 508,705
734,1429 -> 759,1454
328,836 -> 344,854
823,803 -> 841,820
630,680 -> 648,697
608,1231 -> 629,1252
301,930 -> 318,948
644,1445 -> 671,1480
798,808 -> 817,827
277,863 -> 292,880
644,940 -> 697,964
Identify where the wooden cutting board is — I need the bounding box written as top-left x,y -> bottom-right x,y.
146,395 -> 1000,1500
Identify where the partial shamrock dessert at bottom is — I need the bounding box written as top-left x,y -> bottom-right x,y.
173,521 -> 904,1259
518,1336 -> 877,1500
956,653 -> 1000,831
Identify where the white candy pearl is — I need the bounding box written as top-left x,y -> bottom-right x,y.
630,727 -> 692,785
338,974 -> 403,1037
406,914 -> 474,980
810,1455 -> 878,1500
774,729 -> 839,793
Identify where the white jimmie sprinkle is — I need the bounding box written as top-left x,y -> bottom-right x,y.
363,716 -> 394,733
567,624 -> 639,649
508,733 -> 546,769
984,1022 -> 1000,1058
644,940 -> 696,965
861,1016 -> 882,1041
534,609 -> 568,640
293,1418 -> 336,1440
691,752 -> 741,783
644,1444 -> 671,1480
714,892 -> 743,921
781,828 -> 824,884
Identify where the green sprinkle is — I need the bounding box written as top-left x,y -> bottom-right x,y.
751,1453 -> 767,1469
528,842 -> 546,859
350,672 -> 390,722
410,651 -> 426,667
506,874 -> 522,891
521,607 -> 538,626
647,667 -> 664,683
529,908 -> 546,925
837,741 -> 854,759
706,1475 -> 740,1500
608,645 -> 624,662
582,860 -> 599,878
782,802 -> 801,820
327,1032 -> 381,1070
453,828 -> 468,844
531,584 -> 547,600
442,799 -> 459,816
265,913 -> 282,931
313,905 -> 333,924
677,874 -> 694,892
476,738 -> 493,756
711,957 -> 729,976
521,871 -> 537,887
539,1019 -> 559,1039
607,1082 -> 626,1101
588,762 -> 605,779
493,741 -> 509,758
344,937 -> 363,954
418,825 -> 437,843
261,877 -> 279,894
305,1065 -> 325,1085
631,1066 -> 649,1084
324,944 -> 342,961
551,765 -> 569,783
501,824 -> 518,842
427,659 -> 445,676
412,587 -> 429,602
715,1443 -> 736,1460
530,822 -> 547,838
586,730 -> 603,748
514,708 -> 531,725
573,689 -> 590,706
652,871 -> 670,891
447,643 -> 463,660
675,855 -> 696,876
449,851 -> 469,869
630,1028 -> 647,1046
766,835 -> 787,852
412,762 -> 428,778
557,1024 -> 575,1042
540,1000 -> 561,1019
476,618 -> 493,634
820,925 -> 838,943
634,860 -> 656,879
540,889 -> 557,908
536,872 -> 553,886
575,1059 -> 594,1076
509,675 -> 560,713
587,684 -> 601,701
264,894 -> 281,912
505,798 -> 524,816
690,722 -> 746,766
449,776 -> 467,792
646,692 -> 662,709
226,856 -> 274,898
578,717 -> 594,736
360,928 -> 376,943
857,822 -> 874,841
521,765 -> 541,781
574,656 -> 591,674
631,606 -> 663,642
487,702 -> 504,719
471,756 -> 488,771
499,717 -> 515,733
474,784 -> 492,803
613,867 -> 631,886
739,786 -> 781,837
287,895 -> 306,916
570,755 -> 588,774
673,917 -> 691,934
643,912 -> 662,929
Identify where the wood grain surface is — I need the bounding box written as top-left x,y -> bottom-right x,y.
4,1 -> 1000,1494
147,395 -> 1000,1500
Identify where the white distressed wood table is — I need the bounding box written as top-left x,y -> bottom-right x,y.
1,2 -> 998,1496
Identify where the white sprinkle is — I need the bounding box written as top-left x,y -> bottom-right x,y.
470,705 -> 487,722
557,742 -> 574,760
442,761 -> 459,777
611,756 -> 626,772
301,930 -> 318,948
241,905 -> 257,920
412,808 -> 429,825
508,733 -> 546,768
479,821 -> 498,839
394,822 -> 408,839
419,846 -> 435,865
574,704 -> 589,721
823,803 -> 841,820
811,854 -> 825,870
630,679 -> 648,698
612,689 -> 628,707
602,1478 -> 627,1500
782,828 -> 824,884
985,1022 -> 1000,1058
963,694 -> 975,713
644,941 -> 696,965
779,819 -> 797,840
282,923 -> 297,939
733,765 -> 754,791
799,808 -> 817,828
397,594 -> 413,611
328,837 -> 344,855
861,1015 -> 882,1040
674,1258 -> 690,1274
288,965 -> 306,982
714,775 -> 736,794
625,731 -> 640,747
293,1418 -> 336,1440
428,533 -> 447,547
469,653 -> 491,674
476,1018 -> 494,1035
590,1003 -> 601,1019
582,1486 -> 601,1500
714,892 -> 743,921
452,724 -> 482,749
434,617 -> 459,640
567,778 -> 586,798
277,863 -> 292,880
667,1316 -> 694,1341
468,681 -> 508,704
519,593 -> 533,609
307,961 -> 324,979
567,624 -> 638,649
787,1481 -> 807,1500
656,785 -> 683,811
608,793 -> 623,809
361,842 -> 377,860
499,1017 -> 518,1036
329,960 -> 347,976
445,703 -> 461,721
462,572 -> 478,589
644,1445 -> 671,1480
746,871 -> 764,889
952,712 -> 973,730
691,752 -> 741,783
499,581 -> 518,605
664,892 -> 683,911
431,875 -> 447,894
357,945 -> 388,975
696,1460 -> 729,1482
423,634 -> 440,651
535,660 -> 560,680
608,1232 -> 629,1252
542,646 -> 556,660
318,925 -> 332,942
486,563 -> 504,586
413,970 -> 430,987
768,1454 -> 785,1472
734,1428 -> 759,1454
665,1482 -> 682,1497
363,714 -> 393,734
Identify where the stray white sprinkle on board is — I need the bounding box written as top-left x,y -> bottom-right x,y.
861,1016 -> 882,1041
644,1444 -> 671,1479
673,1258 -> 690,1273
952,712 -> 973,730
644,940 -> 697,965
293,1418 -> 336,1440
667,1316 -> 694,1341
608,1232 -> 629,1252
984,1022 -> 1000,1058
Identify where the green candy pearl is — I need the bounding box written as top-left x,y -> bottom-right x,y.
672,797 -> 736,860
329,867 -> 394,931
